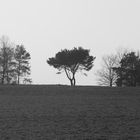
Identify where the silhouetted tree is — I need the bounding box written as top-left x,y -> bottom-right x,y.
47,47 -> 95,86
14,45 -> 31,84
113,52 -> 140,87
96,54 -> 118,87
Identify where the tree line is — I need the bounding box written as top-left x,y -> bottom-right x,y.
47,47 -> 140,87
96,48 -> 140,87
1,35 -> 139,87
0,36 -> 31,84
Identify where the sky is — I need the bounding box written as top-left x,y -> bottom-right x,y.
0,0 -> 140,85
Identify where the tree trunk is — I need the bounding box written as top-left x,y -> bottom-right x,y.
110,78 -> 112,87
1,69 -> 5,84
64,68 -> 76,86
119,70 -> 123,87
6,72 -> 9,84
17,73 -> 20,85
109,68 -> 112,87
73,77 -> 76,86
72,73 -> 76,86
1,75 -> 4,84
69,78 -> 76,86
17,62 -> 21,85
70,79 -> 73,86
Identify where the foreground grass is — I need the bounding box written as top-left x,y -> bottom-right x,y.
0,85 -> 140,140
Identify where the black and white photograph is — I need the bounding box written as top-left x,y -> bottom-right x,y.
0,0 -> 140,139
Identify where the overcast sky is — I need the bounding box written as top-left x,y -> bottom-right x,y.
0,0 -> 140,85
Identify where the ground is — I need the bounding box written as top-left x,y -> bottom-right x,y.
0,85 -> 140,140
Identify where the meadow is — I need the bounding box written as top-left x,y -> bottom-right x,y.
0,85 -> 140,140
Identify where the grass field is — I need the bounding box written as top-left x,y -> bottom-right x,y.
0,85 -> 140,140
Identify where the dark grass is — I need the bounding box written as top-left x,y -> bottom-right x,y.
0,85 -> 140,140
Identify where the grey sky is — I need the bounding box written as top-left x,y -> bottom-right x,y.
0,0 -> 140,85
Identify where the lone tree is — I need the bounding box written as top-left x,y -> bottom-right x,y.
47,47 -> 95,86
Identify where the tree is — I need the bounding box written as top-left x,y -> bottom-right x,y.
96,47 -> 129,87
96,54 -> 118,87
47,47 -> 95,86
0,36 -> 32,85
23,78 -> 32,84
0,36 -> 15,84
113,51 -> 140,87
116,47 -> 129,66
14,45 -> 31,84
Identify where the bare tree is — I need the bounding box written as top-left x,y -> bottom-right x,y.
96,54 -> 118,87
96,47 -> 130,87
0,36 -> 15,84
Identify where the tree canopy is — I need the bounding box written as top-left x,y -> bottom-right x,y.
47,47 -> 95,86
0,36 -> 31,84
113,52 -> 140,87
14,45 -> 31,84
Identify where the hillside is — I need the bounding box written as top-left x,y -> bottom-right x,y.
0,85 -> 140,139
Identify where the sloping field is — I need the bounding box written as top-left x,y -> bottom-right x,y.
0,85 -> 140,140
